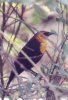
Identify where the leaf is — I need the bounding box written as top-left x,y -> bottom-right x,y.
35,73 -> 42,80
34,3 -> 50,19
61,53 -> 66,61
32,13 -> 41,24
20,0 -> 35,5
60,97 -> 68,100
9,96 -> 13,100
53,64 -> 60,69
58,66 -> 68,77
41,64 -> 48,75
4,97 -> 10,100
45,0 -> 59,11
38,98 -> 43,100
56,17 -> 68,24
51,30 -> 58,35
8,0 -> 35,5
58,0 -> 68,5
18,83 -> 23,97
63,41 -> 68,55
56,7 -> 61,14
26,81 -> 32,93
17,98 -> 22,100
46,88 -> 56,100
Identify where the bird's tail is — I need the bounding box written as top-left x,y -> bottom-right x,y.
6,71 -> 15,89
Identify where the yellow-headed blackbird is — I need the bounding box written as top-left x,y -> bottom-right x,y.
6,31 -> 54,87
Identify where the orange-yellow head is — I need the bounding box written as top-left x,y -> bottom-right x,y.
35,31 -> 54,53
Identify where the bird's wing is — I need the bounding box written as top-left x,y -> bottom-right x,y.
6,36 -> 42,87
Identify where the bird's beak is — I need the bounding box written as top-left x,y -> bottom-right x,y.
44,31 -> 54,36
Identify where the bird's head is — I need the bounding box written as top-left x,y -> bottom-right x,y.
35,31 -> 54,53
35,31 -> 54,42
39,31 -> 54,36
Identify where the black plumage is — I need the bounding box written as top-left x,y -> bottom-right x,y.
6,31 -> 54,88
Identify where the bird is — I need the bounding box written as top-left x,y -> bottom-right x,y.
6,31 -> 54,88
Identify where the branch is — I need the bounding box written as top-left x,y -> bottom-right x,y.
56,33 -> 68,63
3,19 -> 19,30
0,34 -> 4,99
9,4 -> 35,34
0,9 -> 35,34
1,2 -> 6,32
4,3 -> 18,25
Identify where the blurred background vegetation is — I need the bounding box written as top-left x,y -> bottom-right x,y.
0,0 -> 68,100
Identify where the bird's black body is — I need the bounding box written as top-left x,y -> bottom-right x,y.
6,31 -> 54,87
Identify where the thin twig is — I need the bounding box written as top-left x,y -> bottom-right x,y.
3,3 -> 19,29
3,19 -> 19,30
56,33 -> 68,63
1,2 -> 6,32
0,34 -> 4,99
1,5 -> 35,34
